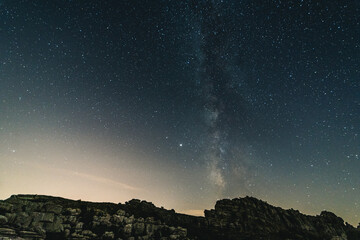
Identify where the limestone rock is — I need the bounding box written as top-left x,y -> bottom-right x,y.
65,208 -> 81,216
116,209 -> 126,216
71,232 -> 85,239
0,215 -> 8,225
0,194 -> 359,240
75,221 -> 84,231
96,213 -> 112,226
32,224 -> 46,236
123,223 -> 132,235
0,227 -> 16,235
31,212 -> 54,223
65,215 -> 77,225
133,222 -> 145,235
102,231 -> 115,239
4,213 -> 16,224
19,230 -> 43,239
64,229 -> 71,238
14,212 -> 32,228
145,223 -> 155,235
124,215 -> 134,224
0,203 -> 13,213
44,216 -> 63,232
82,229 -> 97,238
111,214 -> 125,224
44,204 -> 62,214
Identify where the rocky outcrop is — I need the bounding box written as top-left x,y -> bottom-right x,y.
0,195 -> 193,240
0,194 -> 359,240
204,197 -> 360,240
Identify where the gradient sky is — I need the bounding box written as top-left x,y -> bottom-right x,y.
1,0 -> 359,225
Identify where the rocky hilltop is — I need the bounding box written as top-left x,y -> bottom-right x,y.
0,195 -> 359,240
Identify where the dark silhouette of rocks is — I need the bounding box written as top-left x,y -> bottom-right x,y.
203,197 -> 360,240
0,194 -> 359,240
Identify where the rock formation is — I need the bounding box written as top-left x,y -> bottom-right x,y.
204,197 -> 360,240
0,194 -> 359,240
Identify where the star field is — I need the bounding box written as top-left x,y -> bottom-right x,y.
0,0 -> 359,225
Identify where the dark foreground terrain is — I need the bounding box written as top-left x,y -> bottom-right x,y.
0,194 -> 359,240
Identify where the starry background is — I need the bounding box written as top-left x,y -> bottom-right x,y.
1,0 -> 360,225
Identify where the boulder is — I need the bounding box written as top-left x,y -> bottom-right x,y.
71,232 -> 85,239
65,208 -> 81,216
116,209 -> 126,216
102,231 -> 114,239
64,229 -> 71,238
98,213 -> 112,226
146,223 -> 155,235
82,229 -> 97,238
44,216 -> 63,232
15,212 -> 32,228
111,214 -> 125,224
124,215 -> 135,224
75,221 -> 84,231
133,222 -> 145,235
124,223 -> 132,235
65,215 -> 77,225
0,215 -> 8,225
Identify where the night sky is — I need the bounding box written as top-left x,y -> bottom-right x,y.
1,0 -> 360,225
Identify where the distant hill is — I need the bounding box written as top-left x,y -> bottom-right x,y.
0,194 -> 359,239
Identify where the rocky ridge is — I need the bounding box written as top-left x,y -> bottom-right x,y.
0,194 -> 359,240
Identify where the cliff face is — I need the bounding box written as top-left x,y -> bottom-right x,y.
0,195 -> 359,240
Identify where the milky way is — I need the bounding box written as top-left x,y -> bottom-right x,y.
193,1 -> 247,192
